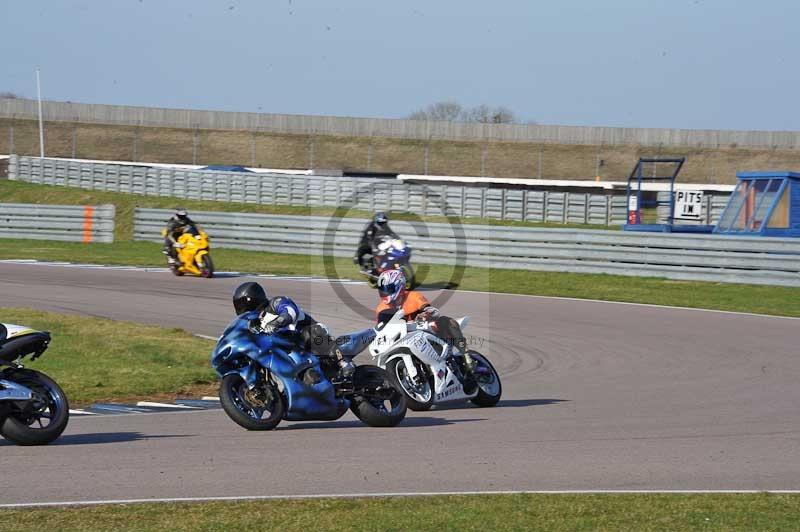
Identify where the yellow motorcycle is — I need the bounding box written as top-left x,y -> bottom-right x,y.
161,227 -> 215,278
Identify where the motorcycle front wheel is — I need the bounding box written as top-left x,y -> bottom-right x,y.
349,365 -> 407,427
467,351 -> 502,407
0,369 -> 69,446
386,357 -> 433,411
219,374 -> 284,430
169,262 -> 184,276
360,268 -> 378,288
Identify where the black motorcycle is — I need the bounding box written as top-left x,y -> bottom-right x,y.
0,323 -> 69,445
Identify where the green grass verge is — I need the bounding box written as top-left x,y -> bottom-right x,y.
0,179 -> 612,241
0,308 -> 216,406
2,240 -> 800,318
2,494 -> 799,531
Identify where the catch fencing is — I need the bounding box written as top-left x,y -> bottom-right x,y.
9,155 -> 629,225
135,208 -> 800,287
0,203 -> 115,243
4,97 -> 800,148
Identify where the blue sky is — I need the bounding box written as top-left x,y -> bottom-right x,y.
2,1 -> 798,130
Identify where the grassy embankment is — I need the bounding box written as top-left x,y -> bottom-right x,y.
5,117 -> 800,184
2,180 -> 800,318
2,493 -> 799,531
2,308 -> 216,406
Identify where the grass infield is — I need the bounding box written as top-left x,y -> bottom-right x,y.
1,493 -> 799,531
0,308 -> 216,406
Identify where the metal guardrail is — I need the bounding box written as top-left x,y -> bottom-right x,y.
0,203 -> 115,243
9,155 -> 629,225
134,208 -> 800,287
4,97 -> 800,149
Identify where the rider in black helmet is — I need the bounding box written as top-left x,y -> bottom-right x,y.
231,282 -> 354,376
353,212 -> 399,269
163,208 -> 198,265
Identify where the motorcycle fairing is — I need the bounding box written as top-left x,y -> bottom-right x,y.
369,313 -> 476,403
175,230 -> 210,275
394,331 -> 473,402
375,238 -> 411,270
211,313 -> 347,421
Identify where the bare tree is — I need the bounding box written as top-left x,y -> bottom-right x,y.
463,104 -> 517,124
408,101 -> 464,121
0,91 -> 22,99
408,101 -> 518,124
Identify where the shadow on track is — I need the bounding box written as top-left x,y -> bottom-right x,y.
431,398 -> 569,411
280,416 -> 485,431
0,432 -> 193,446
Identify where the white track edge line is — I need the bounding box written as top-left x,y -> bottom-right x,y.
2,490 -> 799,508
135,401 -> 199,409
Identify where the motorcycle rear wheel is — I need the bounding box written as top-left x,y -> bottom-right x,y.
0,369 -> 69,445
467,351 -> 502,407
200,254 -> 215,278
386,357 -> 433,411
349,366 -> 407,427
219,374 -> 284,430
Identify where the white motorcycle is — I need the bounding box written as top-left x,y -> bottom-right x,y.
367,310 -> 501,411
0,324 -> 70,445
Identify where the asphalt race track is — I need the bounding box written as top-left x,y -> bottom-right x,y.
1,262 -> 799,505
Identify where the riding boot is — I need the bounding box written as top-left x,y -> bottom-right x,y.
330,346 -> 355,377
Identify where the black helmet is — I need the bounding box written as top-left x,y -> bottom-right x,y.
374,212 -> 388,226
233,282 -> 268,315
175,208 -> 189,220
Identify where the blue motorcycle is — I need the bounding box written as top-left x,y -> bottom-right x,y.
211,313 -> 407,430
361,236 -> 415,289
0,323 -> 69,445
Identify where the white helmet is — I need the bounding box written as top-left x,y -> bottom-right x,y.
377,269 -> 407,304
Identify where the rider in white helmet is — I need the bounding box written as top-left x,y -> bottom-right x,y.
374,270 -> 476,370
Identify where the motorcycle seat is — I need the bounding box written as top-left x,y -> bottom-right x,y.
0,330 -> 51,363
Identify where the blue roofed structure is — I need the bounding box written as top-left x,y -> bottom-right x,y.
714,171 -> 800,237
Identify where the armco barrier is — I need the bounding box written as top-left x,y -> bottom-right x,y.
134,208 -> 800,287
0,203 -> 115,243
10,155 -> 629,225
